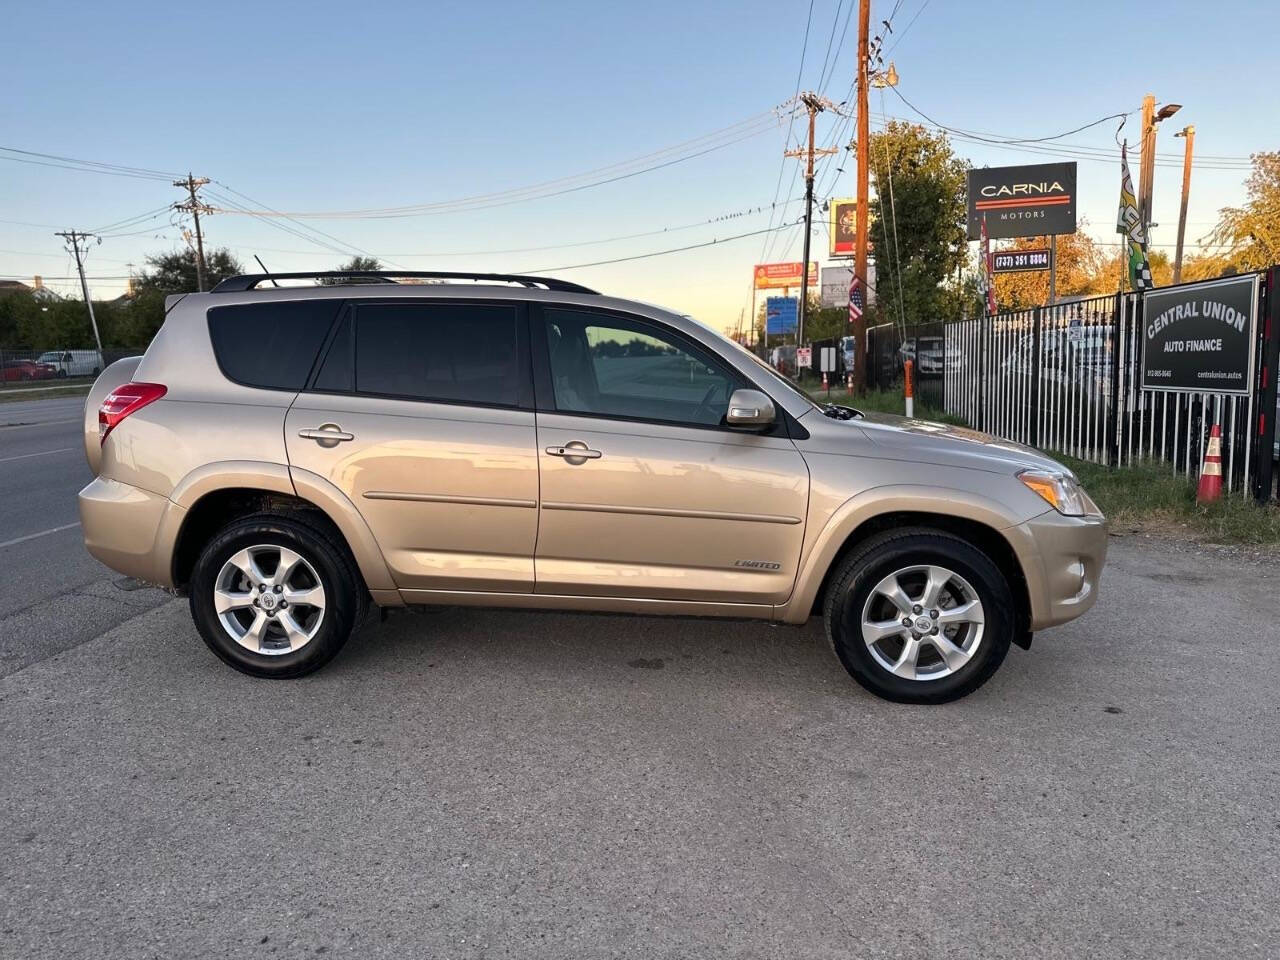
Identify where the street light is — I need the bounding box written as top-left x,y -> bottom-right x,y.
1155,103 -> 1182,122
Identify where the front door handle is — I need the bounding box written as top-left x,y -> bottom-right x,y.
298,423 -> 354,447
545,441 -> 602,464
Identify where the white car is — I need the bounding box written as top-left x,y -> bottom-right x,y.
37,349 -> 103,378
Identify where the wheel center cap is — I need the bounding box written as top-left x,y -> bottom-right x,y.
260,592 -> 278,611
914,615 -> 933,633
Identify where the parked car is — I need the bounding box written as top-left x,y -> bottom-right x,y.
899,337 -> 948,376
37,349 -> 104,378
768,344 -> 797,376
840,335 -> 856,375
1,359 -> 58,381
79,270 -> 1107,704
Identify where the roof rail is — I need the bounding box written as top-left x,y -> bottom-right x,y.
210,271 -> 599,295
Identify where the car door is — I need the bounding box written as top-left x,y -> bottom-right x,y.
531,306 -> 809,606
285,299 -> 539,594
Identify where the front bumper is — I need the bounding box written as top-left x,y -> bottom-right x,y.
78,476 -> 183,588
1011,509 -> 1108,631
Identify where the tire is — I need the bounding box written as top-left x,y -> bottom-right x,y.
189,513 -> 366,678
823,527 -> 1014,704
56,369 -> 66,379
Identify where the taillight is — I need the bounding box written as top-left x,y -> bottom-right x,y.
99,382 -> 166,444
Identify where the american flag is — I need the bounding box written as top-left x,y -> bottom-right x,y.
848,271 -> 864,324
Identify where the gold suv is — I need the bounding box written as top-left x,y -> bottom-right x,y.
79,271 -> 1107,703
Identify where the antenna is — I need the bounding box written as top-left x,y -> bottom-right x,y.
253,255 -> 280,287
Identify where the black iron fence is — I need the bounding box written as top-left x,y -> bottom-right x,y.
943,270 -> 1279,501
866,321 -> 946,411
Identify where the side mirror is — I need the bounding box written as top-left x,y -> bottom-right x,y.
725,388 -> 776,430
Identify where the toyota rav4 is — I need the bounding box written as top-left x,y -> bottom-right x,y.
79,271 -> 1106,703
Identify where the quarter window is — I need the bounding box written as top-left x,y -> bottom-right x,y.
208,300 -> 341,390
354,302 -> 519,406
543,309 -> 738,426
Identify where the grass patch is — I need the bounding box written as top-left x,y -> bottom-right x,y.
1059,454 -> 1280,546
0,384 -> 92,403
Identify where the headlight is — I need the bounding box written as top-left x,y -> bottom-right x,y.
1018,469 -> 1087,516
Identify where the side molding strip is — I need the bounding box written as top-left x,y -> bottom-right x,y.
540,501 -> 802,525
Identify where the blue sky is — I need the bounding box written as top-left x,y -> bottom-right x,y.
2,0 -> 1273,331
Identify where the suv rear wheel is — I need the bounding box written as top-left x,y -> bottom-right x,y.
189,514 -> 365,678
823,528 -> 1014,704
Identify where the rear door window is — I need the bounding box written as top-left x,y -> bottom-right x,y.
352,301 -> 521,407
208,300 -> 342,390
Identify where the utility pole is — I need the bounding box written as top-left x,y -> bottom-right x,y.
174,173 -> 212,291
1137,95 -> 1181,239
852,0 -> 871,392
1173,125 -> 1195,284
785,92 -> 838,350
54,230 -> 104,357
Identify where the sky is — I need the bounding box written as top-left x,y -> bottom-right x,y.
2,0 -> 1275,333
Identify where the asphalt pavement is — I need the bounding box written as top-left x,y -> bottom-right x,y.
0,394 -> 171,673
2,394 -> 1278,959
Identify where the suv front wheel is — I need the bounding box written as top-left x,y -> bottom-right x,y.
189,514 -> 365,678
824,528 -> 1014,704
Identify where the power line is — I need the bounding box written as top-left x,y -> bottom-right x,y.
884,0 -> 930,54
0,145 -> 180,179
207,109 -> 792,220
532,220 -> 800,273
212,197 -> 805,259
889,86 -> 1135,145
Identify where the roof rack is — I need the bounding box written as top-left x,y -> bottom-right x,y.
210,271 -> 599,295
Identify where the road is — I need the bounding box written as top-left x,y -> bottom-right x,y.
0,395 -> 170,674
2,395 -> 1278,958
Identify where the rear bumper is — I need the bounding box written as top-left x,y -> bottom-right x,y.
1011,510 -> 1108,631
78,477 -> 183,588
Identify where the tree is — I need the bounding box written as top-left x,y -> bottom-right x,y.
321,256 -> 383,283
136,247 -> 244,294
868,122 -> 970,330
993,229 -> 1104,309
1208,151 -> 1280,272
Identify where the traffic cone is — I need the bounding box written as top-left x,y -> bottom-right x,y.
1196,423 -> 1223,503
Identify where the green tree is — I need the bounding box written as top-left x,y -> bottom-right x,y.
321,256 -> 383,283
868,121 -> 970,329
136,248 -> 244,294
1208,151 -> 1280,272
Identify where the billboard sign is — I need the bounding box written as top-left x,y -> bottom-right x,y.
829,199 -> 857,258
992,248 -> 1050,273
966,162 -> 1077,240
1141,275 -> 1259,394
754,262 -> 818,289
765,296 -> 798,335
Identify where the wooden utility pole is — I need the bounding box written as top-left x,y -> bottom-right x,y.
174,173 -> 212,291
1137,94 -> 1156,234
54,230 -> 104,357
785,93 -> 838,349
1173,125 -> 1195,284
852,0 -> 871,392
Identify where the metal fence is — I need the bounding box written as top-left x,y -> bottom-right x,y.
0,346 -> 133,387
943,271 -> 1278,500
866,321 -> 946,411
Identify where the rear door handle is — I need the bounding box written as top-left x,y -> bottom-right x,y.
298,423 -> 354,447
545,442 -> 602,464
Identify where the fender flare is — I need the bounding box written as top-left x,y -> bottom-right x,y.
164,460 -> 396,593
777,483 -> 1039,624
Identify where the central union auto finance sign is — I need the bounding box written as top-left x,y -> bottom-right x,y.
1141,274 -> 1259,394
966,162 -> 1077,240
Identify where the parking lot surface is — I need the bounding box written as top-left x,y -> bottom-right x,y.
3,527 -> 1278,959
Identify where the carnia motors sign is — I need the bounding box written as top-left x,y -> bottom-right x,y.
966,162 -> 1077,240
1141,275 -> 1259,394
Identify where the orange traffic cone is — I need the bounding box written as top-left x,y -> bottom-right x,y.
1196,423 -> 1223,503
